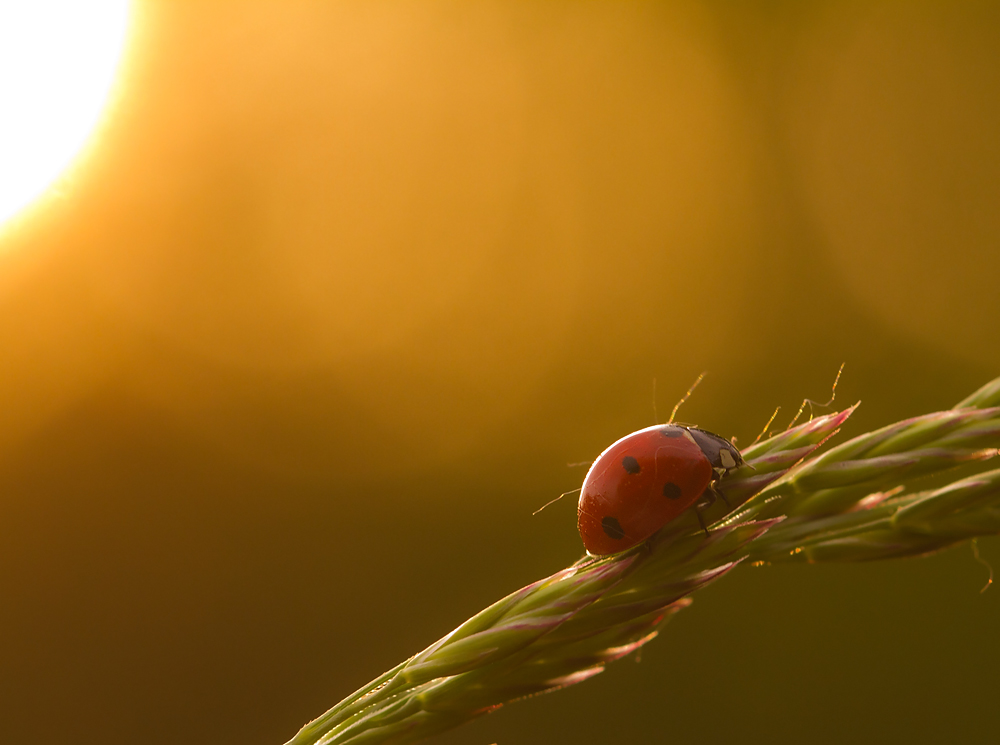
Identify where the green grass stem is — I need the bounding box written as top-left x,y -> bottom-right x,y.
284,376 -> 1000,745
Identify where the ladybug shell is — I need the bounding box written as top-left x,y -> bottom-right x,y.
577,424 -> 739,555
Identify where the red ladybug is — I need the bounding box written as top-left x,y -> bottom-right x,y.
577,424 -> 744,555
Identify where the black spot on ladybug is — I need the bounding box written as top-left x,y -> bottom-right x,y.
660,427 -> 684,438
663,482 -> 682,500
602,516 -> 625,540
621,456 -> 641,475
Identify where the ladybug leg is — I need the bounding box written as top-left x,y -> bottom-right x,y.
694,489 -> 716,537
694,482 -> 733,538
698,483 -> 730,509
711,481 -> 731,508
694,506 -> 710,537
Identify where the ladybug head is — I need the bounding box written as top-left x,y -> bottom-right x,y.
685,427 -> 744,473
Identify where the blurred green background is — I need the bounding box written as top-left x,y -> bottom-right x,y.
1,2 -> 999,744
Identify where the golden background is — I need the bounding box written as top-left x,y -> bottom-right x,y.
1,2 -> 998,744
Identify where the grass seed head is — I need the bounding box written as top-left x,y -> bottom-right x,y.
286,375 -> 1000,745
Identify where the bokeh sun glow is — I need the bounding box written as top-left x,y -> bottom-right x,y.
0,1 -> 130,228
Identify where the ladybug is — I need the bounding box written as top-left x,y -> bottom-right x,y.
577,424 -> 744,555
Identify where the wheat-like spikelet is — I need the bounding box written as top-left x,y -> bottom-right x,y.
284,376 -> 1000,745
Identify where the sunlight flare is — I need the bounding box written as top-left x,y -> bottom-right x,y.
0,1 -> 131,228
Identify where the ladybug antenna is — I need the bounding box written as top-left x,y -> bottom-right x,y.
652,377 -> 659,425
786,362 -> 845,431
532,487 -> 582,516
668,371 -> 706,425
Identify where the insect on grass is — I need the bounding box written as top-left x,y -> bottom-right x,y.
284,372 -> 1000,745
